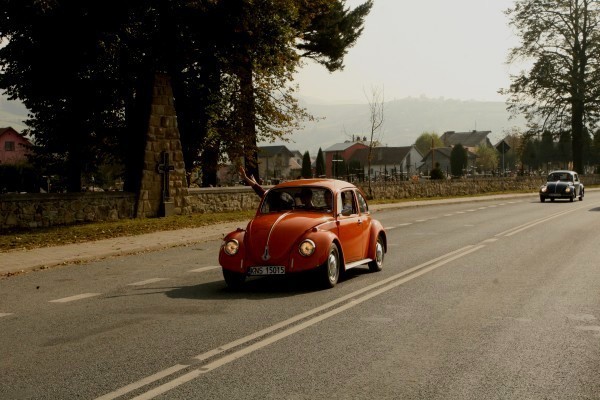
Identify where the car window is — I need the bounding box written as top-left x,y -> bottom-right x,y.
548,173 -> 570,182
260,187 -> 333,213
339,190 -> 357,216
356,191 -> 368,214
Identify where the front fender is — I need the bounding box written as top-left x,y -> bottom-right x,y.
219,229 -> 246,272
289,230 -> 339,273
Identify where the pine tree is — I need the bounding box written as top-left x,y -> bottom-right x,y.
301,151 -> 312,178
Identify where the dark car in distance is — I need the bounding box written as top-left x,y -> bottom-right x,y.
539,170 -> 584,202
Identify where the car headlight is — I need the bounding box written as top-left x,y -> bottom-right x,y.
223,239 -> 239,255
540,186 -> 547,193
298,239 -> 316,257
565,187 -> 571,193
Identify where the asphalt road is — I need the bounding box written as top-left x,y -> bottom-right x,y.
2,192 -> 600,399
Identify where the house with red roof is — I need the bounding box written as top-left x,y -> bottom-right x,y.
0,127 -> 32,165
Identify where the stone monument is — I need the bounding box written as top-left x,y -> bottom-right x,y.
136,73 -> 190,218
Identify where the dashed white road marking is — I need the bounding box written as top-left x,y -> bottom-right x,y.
466,209 -> 476,212
188,266 -> 221,273
397,223 -> 412,226
415,219 -> 427,222
49,293 -> 101,303
384,226 -> 397,230
444,214 -> 453,217
0,313 -> 13,318
127,278 -> 169,286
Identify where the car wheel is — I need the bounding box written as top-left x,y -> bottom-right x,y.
540,196 -> 545,203
550,198 -> 555,202
570,194 -> 574,202
368,236 -> 385,272
321,244 -> 340,288
579,189 -> 584,201
223,269 -> 246,289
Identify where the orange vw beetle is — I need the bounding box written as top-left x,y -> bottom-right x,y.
219,179 -> 387,289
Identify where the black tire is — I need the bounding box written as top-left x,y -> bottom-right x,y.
321,244 -> 340,288
368,236 -> 385,272
540,196 -> 545,203
223,269 -> 246,289
551,198 -> 555,202
579,189 -> 584,201
570,194 -> 574,202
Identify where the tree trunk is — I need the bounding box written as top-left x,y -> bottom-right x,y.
239,60 -> 259,182
572,98 -> 584,173
122,71 -> 154,193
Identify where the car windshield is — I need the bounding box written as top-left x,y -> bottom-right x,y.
548,173 -> 572,182
260,187 -> 333,214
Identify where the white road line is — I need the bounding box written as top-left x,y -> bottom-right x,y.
495,205 -> 586,237
127,278 -> 169,286
397,223 -> 412,226
188,266 -> 220,273
415,219 -> 427,222
444,214 -> 453,217
0,313 -> 13,318
96,245 -> 478,400
49,293 -> 101,303
384,226 -> 397,230
466,209 -> 476,212
131,245 -> 486,400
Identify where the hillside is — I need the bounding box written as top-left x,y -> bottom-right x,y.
272,97 -> 527,154
1,94 -> 526,154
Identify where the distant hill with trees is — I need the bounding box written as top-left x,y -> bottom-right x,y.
2,93 -> 528,158
275,96 -> 527,155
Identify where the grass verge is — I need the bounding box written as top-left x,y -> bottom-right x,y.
0,210 -> 254,253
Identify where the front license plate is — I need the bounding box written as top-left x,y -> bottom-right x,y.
248,266 -> 285,276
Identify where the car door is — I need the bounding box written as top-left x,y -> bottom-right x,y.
336,189 -> 366,262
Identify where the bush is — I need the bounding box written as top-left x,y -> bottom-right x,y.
0,163 -> 39,193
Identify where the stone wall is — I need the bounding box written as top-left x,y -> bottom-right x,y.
362,175 -> 600,200
0,192 -> 135,230
1,175 -> 597,230
186,187 -> 262,213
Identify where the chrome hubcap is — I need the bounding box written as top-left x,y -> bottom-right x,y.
375,241 -> 383,266
327,252 -> 338,281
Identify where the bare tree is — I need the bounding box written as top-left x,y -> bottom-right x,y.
364,85 -> 384,197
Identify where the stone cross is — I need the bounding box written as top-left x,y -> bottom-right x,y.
157,151 -> 175,202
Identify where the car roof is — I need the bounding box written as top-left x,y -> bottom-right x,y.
548,170 -> 576,174
271,179 -> 357,192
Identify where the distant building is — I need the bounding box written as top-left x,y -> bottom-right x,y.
441,130 -> 493,152
349,146 -> 424,179
323,141 -> 369,177
257,145 -> 296,181
421,146 -> 478,175
0,127 -> 32,165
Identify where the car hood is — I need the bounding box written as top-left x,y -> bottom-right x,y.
544,181 -> 571,191
245,212 -> 333,262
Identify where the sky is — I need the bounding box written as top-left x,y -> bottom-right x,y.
294,0 -> 520,104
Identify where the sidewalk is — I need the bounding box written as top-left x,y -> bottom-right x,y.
1,193 -> 537,277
